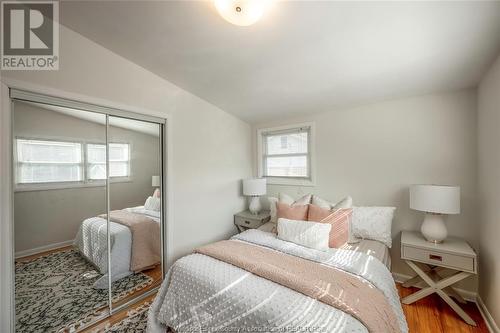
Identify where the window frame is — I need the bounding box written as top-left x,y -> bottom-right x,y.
257,122 -> 316,186
14,136 -> 132,192
86,142 -> 131,182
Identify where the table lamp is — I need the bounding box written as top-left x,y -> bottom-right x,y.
410,184 -> 460,243
243,178 -> 266,214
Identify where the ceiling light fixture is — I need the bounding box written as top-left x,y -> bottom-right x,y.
214,0 -> 268,26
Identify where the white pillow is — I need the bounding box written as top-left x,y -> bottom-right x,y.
277,218 -> 331,251
269,193 -> 312,223
311,195 -> 353,210
350,207 -> 396,248
144,196 -> 161,212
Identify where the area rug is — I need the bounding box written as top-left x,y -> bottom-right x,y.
15,248 -> 153,333
99,302 -> 150,332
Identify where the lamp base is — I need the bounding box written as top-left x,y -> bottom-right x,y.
248,196 -> 261,215
421,213 -> 447,243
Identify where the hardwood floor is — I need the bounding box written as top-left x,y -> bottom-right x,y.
397,284 -> 489,333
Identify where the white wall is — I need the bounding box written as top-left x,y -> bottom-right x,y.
253,89 -> 478,292
478,54 -> 500,326
1,24 -> 252,262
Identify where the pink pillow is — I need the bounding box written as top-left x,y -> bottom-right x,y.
153,189 -> 161,198
277,202 -> 309,221
308,204 -> 352,248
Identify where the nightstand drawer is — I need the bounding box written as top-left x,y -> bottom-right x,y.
403,245 -> 475,272
234,216 -> 263,229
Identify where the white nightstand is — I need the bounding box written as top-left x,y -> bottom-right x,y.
234,210 -> 270,232
400,231 -> 477,326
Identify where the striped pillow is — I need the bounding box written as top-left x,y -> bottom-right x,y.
308,204 -> 353,248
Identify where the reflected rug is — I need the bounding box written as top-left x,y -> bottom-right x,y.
15,248 -> 153,333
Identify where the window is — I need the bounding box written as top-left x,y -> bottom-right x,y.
87,143 -> 130,180
16,139 -> 83,184
258,123 -> 315,185
15,138 -> 130,189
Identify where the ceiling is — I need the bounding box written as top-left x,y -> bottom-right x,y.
60,1 -> 500,123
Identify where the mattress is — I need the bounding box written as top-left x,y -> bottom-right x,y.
258,221 -> 391,268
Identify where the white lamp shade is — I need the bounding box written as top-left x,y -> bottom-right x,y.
243,178 -> 266,196
410,185 -> 460,214
152,175 -> 160,187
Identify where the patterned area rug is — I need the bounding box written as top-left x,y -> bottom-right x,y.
15,249 -> 153,333
100,302 -> 150,332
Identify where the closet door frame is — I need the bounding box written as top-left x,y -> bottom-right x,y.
0,82 -> 173,332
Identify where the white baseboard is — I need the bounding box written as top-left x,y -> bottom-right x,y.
15,239 -> 74,259
477,296 -> 500,333
392,272 -> 477,302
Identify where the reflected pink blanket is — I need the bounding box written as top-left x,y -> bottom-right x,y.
100,210 -> 160,272
196,240 -> 401,333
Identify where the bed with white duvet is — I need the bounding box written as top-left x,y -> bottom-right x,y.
147,228 -> 408,333
74,205 -> 160,288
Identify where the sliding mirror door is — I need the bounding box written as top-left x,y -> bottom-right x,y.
107,116 -> 163,311
13,100 -> 110,332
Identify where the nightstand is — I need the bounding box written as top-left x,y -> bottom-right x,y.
400,231 -> 477,326
234,210 -> 270,232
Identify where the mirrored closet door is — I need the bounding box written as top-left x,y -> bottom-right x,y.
108,116 -> 163,311
11,91 -> 166,332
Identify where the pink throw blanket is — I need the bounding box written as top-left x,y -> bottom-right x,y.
100,210 -> 160,272
196,240 -> 401,333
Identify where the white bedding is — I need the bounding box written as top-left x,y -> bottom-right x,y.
74,206 -> 160,288
147,229 -> 407,333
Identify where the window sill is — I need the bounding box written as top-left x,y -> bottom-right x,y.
14,178 -> 132,192
265,176 -> 315,187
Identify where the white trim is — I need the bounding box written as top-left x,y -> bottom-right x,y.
477,296 -> 500,333
0,79 -> 173,333
256,122 -> 316,186
0,82 -> 14,333
392,272 -> 477,302
15,240 -> 74,259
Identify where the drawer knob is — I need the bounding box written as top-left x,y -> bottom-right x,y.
429,254 -> 442,261
244,220 -> 251,225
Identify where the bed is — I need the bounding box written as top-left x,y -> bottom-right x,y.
147,226 -> 407,333
74,205 -> 160,288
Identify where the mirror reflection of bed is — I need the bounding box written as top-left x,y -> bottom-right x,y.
13,100 -> 163,332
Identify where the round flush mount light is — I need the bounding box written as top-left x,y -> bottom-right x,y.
214,0 -> 268,26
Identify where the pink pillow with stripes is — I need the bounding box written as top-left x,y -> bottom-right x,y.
308,204 -> 352,248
